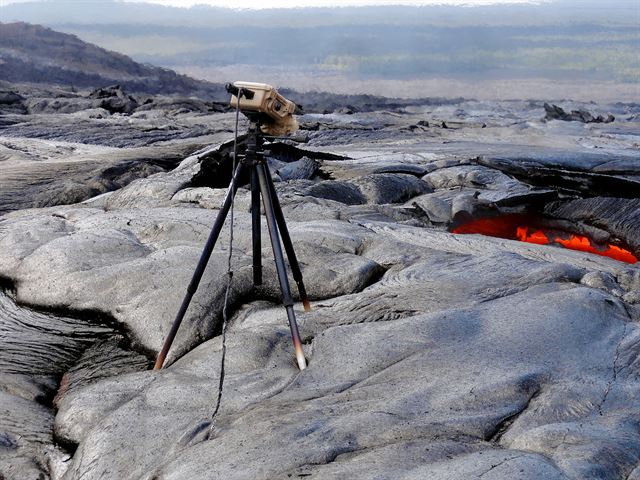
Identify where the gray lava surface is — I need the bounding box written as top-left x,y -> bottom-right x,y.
1,87 -> 639,480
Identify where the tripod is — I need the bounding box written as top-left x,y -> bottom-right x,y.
154,120 -> 310,371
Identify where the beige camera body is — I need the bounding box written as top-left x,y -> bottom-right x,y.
229,81 -> 298,136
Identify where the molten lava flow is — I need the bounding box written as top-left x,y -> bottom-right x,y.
452,215 -> 637,264
516,226 -> 638,264
451,217 -> 519,239
515,226 -> 547,245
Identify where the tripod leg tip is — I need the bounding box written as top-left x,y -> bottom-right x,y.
295,345 -> 307,371
297,282 -> 311,312
302,298 -> 311,312
153,354 -> 166,370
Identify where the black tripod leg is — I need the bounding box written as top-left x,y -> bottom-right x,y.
154,162 -> 244,370
264,166 -> 311,312
256,163 -> 307,370
251,167 -> 262,286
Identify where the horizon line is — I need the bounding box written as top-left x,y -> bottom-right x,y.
0,0 -> 551,10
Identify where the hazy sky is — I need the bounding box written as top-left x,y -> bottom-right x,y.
0,0 -> 545,7
124,0 -> 543,6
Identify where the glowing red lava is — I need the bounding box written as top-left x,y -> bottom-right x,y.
452,215 -> 638,264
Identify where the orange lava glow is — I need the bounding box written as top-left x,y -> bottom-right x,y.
516,226 -> 638,264
453,216 -> 637,264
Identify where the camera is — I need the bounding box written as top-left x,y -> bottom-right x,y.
226,81 -> 299,136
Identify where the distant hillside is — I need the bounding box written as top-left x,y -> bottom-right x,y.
1,0 -> 637,100
0,22 -> 226,97
1,0 -> 638,102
